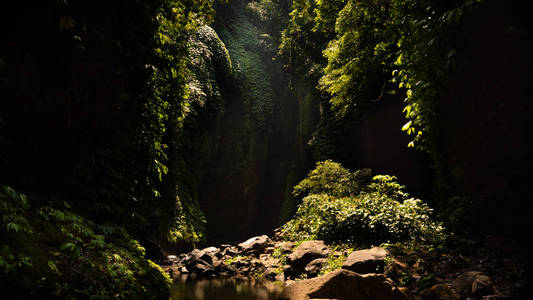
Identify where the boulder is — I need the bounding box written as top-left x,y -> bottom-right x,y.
184,249 -> 206,263
304,258 -> 328,277
288,241 -> 329,275
198,251 -> 218,266
263,267 -> 279,280
280,269 -> 406,300
183,249 -> 215,276
455,271 -> 493,297
472,274 -> 494,296
202,246 -> 221,258
222,246 -> 239,257
259,253 -> 279,268
161,255 -> 179,265
276,241 -> 296,253
264,246 -> 275,254
342,247 -> 388,274
185,258 -> 209,271
215,263 -> 236,276
238,235 -> 273,255
189,262 -> 213,276
284,264 -> 294,278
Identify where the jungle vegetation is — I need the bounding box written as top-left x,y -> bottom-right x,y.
0,0 -> 531,297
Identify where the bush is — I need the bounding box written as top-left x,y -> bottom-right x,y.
293,160 -> 371,199
0,186 -> 171,299
281,161 -> 444,246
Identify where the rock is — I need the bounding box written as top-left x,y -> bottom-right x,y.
202,246 -> 219,253
184,249 -> 215,277
238,235 -> 273,255
185,258 -> 209,270
455,271 -> 493,297
276,241 -> 296,253
216,263 -> 236,276
384,258 -> 409,283
222,246 -> 239,257
221,255 -> 233,262
189,262 -> 213,276
202,246 -> 221,258
285,279 -> 295,287
263,267 -> 279,280
260,253 -> 279,268
284,265 -> 293,278
220,244 -> 232,251
472,274 -> 494,296
198,251 -> 218,266
279,269 -> 406,300
180,266 -> 189,274
251,258 -> 263,269
274,227 -> 284,240
161,254 -> 179,265
182,248 -> 205,265
304,258 -> 328,277
342,247 -> 388,274
420,284 -> 460,300
288,241 -> 329,275
264,246 -> 275,254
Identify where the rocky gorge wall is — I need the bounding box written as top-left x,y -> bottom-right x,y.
184,0 -> 435,245
179,0 -> 319,245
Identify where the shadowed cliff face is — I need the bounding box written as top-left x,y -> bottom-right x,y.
347,96 -> 434,198
436,2 -> 533,236
190,0 -> 431,244
189,0 -> 533,245
192,0 -> 318,244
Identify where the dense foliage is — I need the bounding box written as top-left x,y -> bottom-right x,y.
0,0 -> 216,296
1,0 -> 531,295
278,0 -> 533,237
1,186 -> 170,298
281,0 -> 483,147
282,161 -> 445,245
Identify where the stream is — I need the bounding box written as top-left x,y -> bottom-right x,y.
170,275 -> 283,300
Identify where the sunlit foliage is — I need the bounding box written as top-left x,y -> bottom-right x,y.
282,161 -> 445,245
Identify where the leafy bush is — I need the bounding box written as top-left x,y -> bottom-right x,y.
293,160 -> 371,198
0,186 -> 170,299
281,161 -> 444,245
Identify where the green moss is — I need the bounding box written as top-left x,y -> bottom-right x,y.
224,255 -> 248,265
216,2 -> 275,130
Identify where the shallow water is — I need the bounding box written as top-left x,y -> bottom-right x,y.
170,275 -> 283,300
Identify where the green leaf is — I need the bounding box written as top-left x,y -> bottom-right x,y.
48,260 -> 59,273
401,121 -> 412,132
60,242 -> 75,252
6,223 -> 19,232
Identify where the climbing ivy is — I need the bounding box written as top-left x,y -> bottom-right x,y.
281,0 -> 484,151
392,0 -> 484,149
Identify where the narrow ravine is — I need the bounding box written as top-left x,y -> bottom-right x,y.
1,0 -> 532,299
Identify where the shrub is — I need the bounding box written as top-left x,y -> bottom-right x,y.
281,161 -> 445,246
0,186 -> 170,299
293,160 -> 371,199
